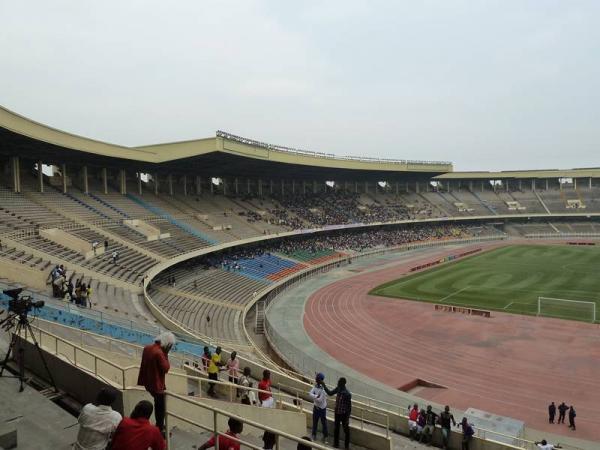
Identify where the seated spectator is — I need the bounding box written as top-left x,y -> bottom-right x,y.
73,388 -> 122,450
297,436 -> 313,450
110,400 -> 165,450
262,431 -> 276,450
198,417 -> 243,450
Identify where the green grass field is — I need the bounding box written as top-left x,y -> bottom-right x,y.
370,245 -> 600,322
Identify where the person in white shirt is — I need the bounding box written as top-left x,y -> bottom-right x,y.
73,388 -> 122,450
536,439 -> 562,450
309,373 -> 328,442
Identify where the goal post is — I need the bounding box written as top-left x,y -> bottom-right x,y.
537,297 -> 596,323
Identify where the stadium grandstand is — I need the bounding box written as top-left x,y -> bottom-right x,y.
2,104 -> 600,450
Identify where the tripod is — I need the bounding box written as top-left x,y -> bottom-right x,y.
0,312 -> 57,393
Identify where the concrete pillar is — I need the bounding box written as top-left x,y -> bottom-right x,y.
196,176 -> 202,195
258,179 -> 263,197
355,181 -> 358,193
62,163 -> 67,193
223,178 -> 227,196
447,181 -> 451,193
247,178 -> 251,195
545,179 -> 549,190
292,180 -> 295,195
531,179 -> 535,191
183,175 -> 187,196
303,180 -> 307,195
405,181 -> 409,193
469,180 -> 473,192
102,168 -> 108,194
364,181 -> 368,194
395,182 -> 399,195
270,180 -> 274,195
234,177 -> 239,195
481,181 -> 484,192
154,173 -> 159,195
210,178 -> 214,194
120,169 -> 126,195
167,174 -> 173,195
11,156 -> 20,193
37,160 -> 44,193
138,172 -> 142,195
82,166 -> 89,194
574,178 -> 577,190
589,177 -> 592,189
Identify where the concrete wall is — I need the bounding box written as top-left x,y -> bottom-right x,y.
40,227 -> 103,260
0,259 -> 48,291
124,219 -> 169,241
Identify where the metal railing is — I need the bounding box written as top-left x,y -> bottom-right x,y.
216,130 -> 452,166
525,232 -> 600,238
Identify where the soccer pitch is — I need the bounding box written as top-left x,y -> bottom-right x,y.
370,244 -> 600,322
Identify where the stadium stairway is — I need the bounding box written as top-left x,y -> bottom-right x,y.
126,193 -> 218,245
469,189 -> 498,215
89,192 -> 132,218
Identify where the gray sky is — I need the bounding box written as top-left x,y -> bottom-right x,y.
1,1 -> 599,171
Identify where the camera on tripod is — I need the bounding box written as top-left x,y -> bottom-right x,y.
3,288 -> 45,317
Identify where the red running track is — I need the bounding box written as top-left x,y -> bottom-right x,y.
304,244 -> 600,442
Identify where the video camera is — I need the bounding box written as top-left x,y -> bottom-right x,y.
3,288 -> 45,317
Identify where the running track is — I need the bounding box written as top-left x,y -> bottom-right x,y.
304,243 -> 600,441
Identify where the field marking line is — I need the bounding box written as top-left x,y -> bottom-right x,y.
439,286 -> 469,303
503,301 -> 514,310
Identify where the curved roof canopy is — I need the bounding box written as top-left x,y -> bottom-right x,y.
0,105 -> 452,180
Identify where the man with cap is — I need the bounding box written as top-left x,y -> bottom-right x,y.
309,373 -> 329,442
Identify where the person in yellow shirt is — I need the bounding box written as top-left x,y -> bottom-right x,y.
207,347 -> 224,397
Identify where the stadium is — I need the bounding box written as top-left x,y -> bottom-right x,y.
0,103 -> 599,450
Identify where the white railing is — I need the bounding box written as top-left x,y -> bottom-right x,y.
525,232 -> 600,238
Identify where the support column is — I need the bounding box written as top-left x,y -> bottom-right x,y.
154,173 -> 159,195
102,168 -> 108,194
11,156 -> 20,193
518,179 -> 522,191
183,175 -> 187,196
303,180 -> 307,195
247,178 -> 251,195
364,181 -> 368,194
468,180 -> 473,192
292,180 -> 295,195
270,180 -> 274,195
210,178 -> 214,194
355,181 -> 358,193
589,177 -> 593,189
415,181 -> 420,193
223,178 -> 227,196
545,179 -> 548,190
82,166 -> 88,194
234,177 -> 239,195
138,172 -> 142,195
120,169 -> 126,195
168,174 -> 173,195
38,160 -> 44,193
258,179 -> 263,197
61,163 -> 68,193
196,176 -> 202,195
574,178 -> 577,190
405,181 -> 409,193
531,179 -> 535,191
395,182 -> 399,195
481,181 -> 485,192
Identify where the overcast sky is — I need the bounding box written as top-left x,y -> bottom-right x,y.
1,1 -> 599,171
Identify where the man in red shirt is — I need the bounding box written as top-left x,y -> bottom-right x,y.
198,418 -> 243,450
137,332 -> 175,433
110,400 -> 165,450
258,370 -> 274,408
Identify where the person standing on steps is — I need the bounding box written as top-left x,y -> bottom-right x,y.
324,377 -> 352,450
548,402 -> 556,424
408,403 -> 419,440
137,332 -> 175,434
439,405 -> 456,449
309,373 -> 328,442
